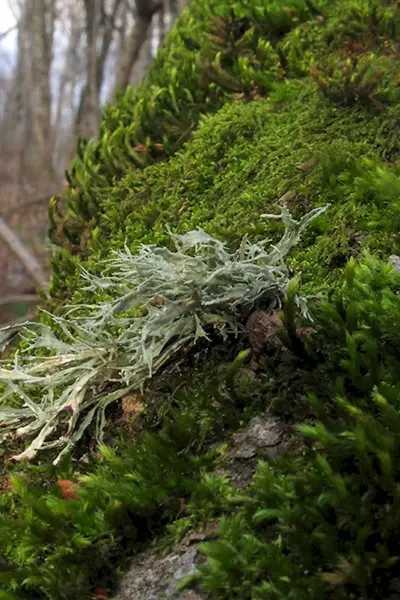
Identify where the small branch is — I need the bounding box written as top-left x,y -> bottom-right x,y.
0,294 -> 38,307
111,0 -> 162,97
0,312 -> 35,330
0,24 -> 17,41
0,217 -> 49,295
0,313 -> 36,354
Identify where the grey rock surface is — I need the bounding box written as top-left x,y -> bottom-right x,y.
390,255 -> 400,272
228,415 -> 284,459
216,413 -> 288,487
116,545 -> 206,600
116,413 -> 289,599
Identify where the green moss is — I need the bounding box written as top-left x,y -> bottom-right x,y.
62,79 -> 400,306
50,0 -> 400,300
0,365 -> 249,600
179,258 -> 400,600
4,0 -> 400,598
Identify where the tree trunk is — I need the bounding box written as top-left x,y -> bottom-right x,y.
75,0 -> 124,140
76,0 -> 101,139
158,3 -> 166,45
97,0 -> 124,92
27,0 -> 53,178
0,6 -> 28,154
52,16 -> 82,172
111,0 -> 162,98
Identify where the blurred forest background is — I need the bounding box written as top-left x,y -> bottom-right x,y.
0,0 -> 185,326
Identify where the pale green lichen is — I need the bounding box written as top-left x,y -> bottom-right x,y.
0,206 -> 326,463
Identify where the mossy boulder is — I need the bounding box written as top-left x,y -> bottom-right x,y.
2,1 -> 400,599
49,0 -> 400,302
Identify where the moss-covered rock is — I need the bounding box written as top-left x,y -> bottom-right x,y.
2,1 -> 400,599
49,0 -> 400,302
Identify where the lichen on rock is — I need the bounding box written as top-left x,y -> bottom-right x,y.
2,1 -> 400,599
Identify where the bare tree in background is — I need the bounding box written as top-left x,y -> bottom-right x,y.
0,0 -> 185,325
75,0 -> 124,138
111,0 -> 162,99
26,0 -> 55,181
52,3 -> 83,173
76,0 -> 102,138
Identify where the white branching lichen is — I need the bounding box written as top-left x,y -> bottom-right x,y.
0,205 -> 328,463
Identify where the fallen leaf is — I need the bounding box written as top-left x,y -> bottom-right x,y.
245,310 -> 284,354
274,189 -> 296,206
160,495 -> 186,518
322,558 -> 353,586
283,7 -> 296,16
56,479 -> 80,500
121,395 -> 145,416
296,326 -> 316,337
93,588 -> 109,599
296,157 -> 318,171
322,571 -> 348,586
0,474 -> 12,493
152,296 -> 165,306
178,201 -> 189,215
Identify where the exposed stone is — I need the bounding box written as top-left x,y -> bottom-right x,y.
390,255 -> 400,272
116,414 -> 289,597
215,458 -> 257,489
274,189 -> 297,206
180,523 -> 219,549
245,310 -> 284,355
216,413 -> 290,488
116,546 -> 207,600
228,415 -> 285,459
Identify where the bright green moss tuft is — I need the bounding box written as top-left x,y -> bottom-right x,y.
61,77 -> 400,307
49,0 -> 400,300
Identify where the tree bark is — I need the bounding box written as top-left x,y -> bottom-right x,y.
28,0 -> 53,175
0,294 -> 38,308
75,0 -> 124,140
111,0 -> 162,98
158,3 -> 166,45
75,0 -> 101,139
0,7 -> 28,154
52,12 -> 82,172
97,0 -> 124,91
0,0 -> 54,186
